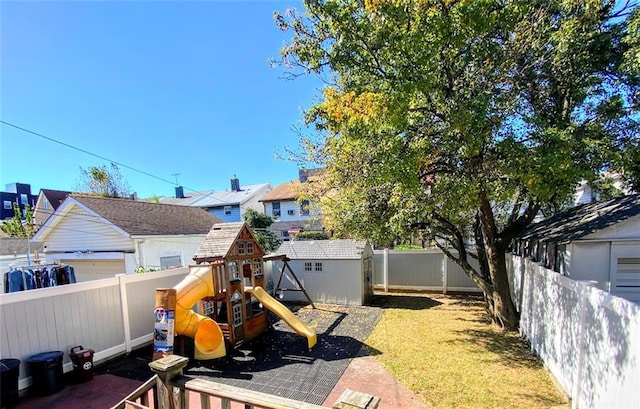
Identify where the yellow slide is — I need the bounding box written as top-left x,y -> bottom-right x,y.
174,266 -> 226,360
247,286 -> 317,350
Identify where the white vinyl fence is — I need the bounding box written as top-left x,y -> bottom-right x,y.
508,254 -> 640,409
0,267 -> 189,391
373,249 -> 480,293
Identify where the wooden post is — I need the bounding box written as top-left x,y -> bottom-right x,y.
149,355 -> 189,409
333,389 -> 380,409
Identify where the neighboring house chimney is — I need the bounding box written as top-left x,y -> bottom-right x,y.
129,192 -> 138,201
299,169 -> 309,183
175,186 -> 185,199
230,175 -> 240,192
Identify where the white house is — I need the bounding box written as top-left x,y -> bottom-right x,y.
32,195 -> 221,282
160,177 -> 271,223
514,194 -> 640,303
260,169 -> 323,240
268,239 -> 374,306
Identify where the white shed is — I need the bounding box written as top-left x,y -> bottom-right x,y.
514,194 -> 640,303
268,239 -> 374,306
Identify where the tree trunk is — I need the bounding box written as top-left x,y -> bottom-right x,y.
485,244 -> 518,330
478,192 -> 519,331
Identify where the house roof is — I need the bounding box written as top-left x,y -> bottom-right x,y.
516,194 -> 640,244
260,180 -> 300,202
0,238 -> 43,256
160,183 -> 271,208
274,239 -> 368,260
40,189 -> 71,209
194,222 -> 260,260
66,195 -> 221,236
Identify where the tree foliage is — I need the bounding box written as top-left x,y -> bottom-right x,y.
1,203 -> 34,238
76,163 -> 131,198
243,208 -> 281,253
275,0 -> 640,329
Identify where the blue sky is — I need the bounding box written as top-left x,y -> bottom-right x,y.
0,1 -> 322,198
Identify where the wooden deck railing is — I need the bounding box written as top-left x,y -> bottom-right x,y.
111,355 -> 380,409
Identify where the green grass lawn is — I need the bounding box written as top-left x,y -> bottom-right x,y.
366,292 -> 569,409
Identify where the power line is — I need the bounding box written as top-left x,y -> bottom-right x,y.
0,120 -> 260,209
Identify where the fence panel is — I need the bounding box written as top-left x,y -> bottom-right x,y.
0,267 -> 191,390
373,249 -> 480,292
509,254 -> 640,408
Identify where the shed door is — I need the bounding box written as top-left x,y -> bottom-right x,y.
611,244 -> 640,304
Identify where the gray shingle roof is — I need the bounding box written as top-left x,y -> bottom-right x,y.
160,183 -> 271,207
194,222 -> 262,260
72,195 -> 222,236
517,194 -> 640,244
274,239 -> 368,260
0,238 -> 43,256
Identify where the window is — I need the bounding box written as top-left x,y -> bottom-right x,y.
287,209 -> 295,216
42,200 -> 49,210
160,255 -> 182,270
232,303 -> 243,327
300,200 -> 310,216
246,242 -> 253,255
224,205 -> 232,215
20,194 -> 28,205
315,262 -> 323,272
238,242 -> 246,255
304,262 -> 312,271
228,261 -> 239,280
272,202 -> 281,218
3,201 -> 11,210
253,258 -> 263,275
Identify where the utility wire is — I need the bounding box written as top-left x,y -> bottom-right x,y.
0,120 -> 260,208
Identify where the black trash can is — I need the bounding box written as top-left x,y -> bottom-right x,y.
26,351 -> 64,396
0,358 -> 20,408
69,346 -> 94,383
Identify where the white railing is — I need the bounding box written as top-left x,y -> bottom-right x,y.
0,267 -> 189,391
507,254 -> 640,409
373,249 -> 481,293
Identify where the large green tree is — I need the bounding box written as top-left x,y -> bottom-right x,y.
276,0 -> 639,329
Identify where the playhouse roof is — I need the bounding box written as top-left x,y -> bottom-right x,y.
194,222 -> 263,260
274,239 -> 368,260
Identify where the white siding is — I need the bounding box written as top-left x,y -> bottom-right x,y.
275,259 -> 363,305
584,214 -> 640,240
135,235 -> 206,270
240,184 -> 272,215
42,206 -> 133,252
567,242 -> 611,290
264,200 -> 319,222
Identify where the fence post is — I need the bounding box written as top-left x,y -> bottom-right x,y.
149,355 -> 189,409
383,248 -> 389,293
442,253 -> 448,294
117,273 -> 132,353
